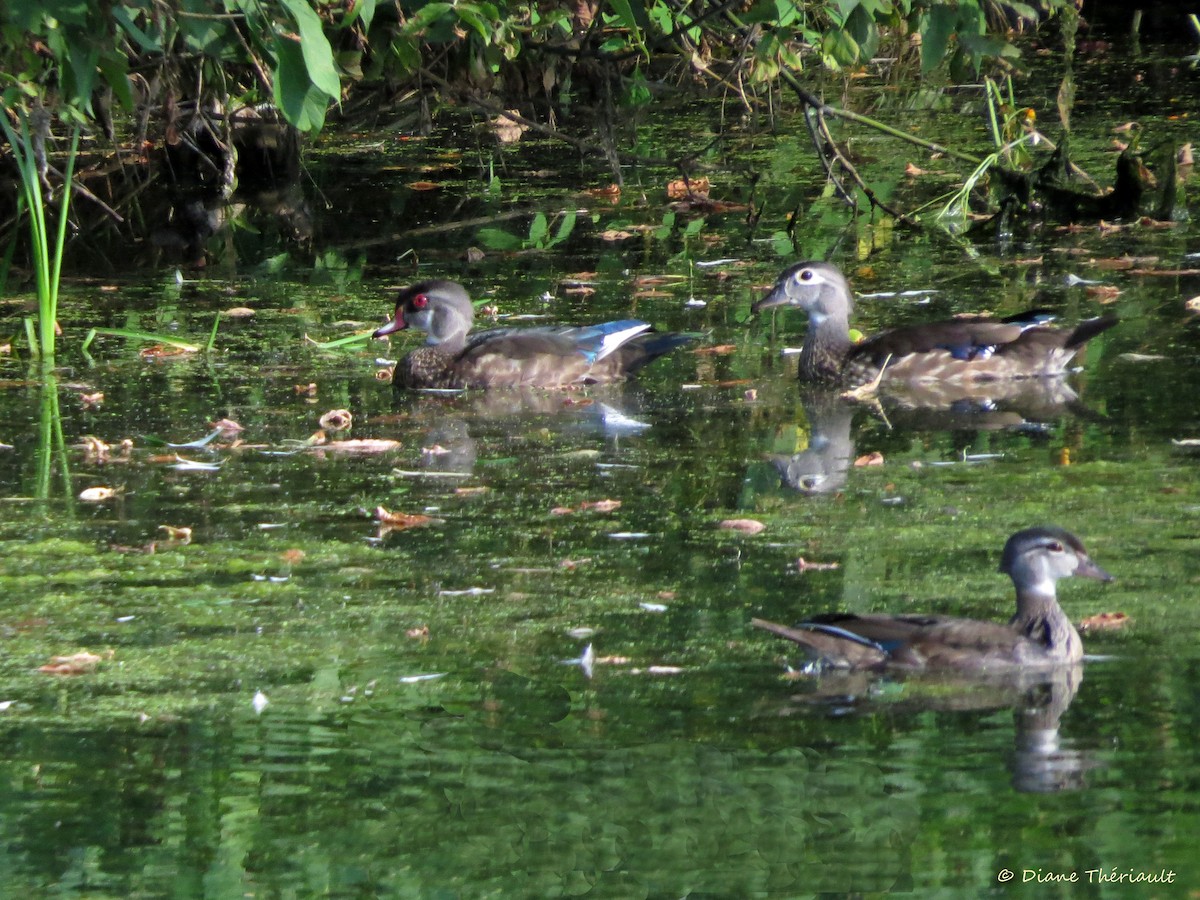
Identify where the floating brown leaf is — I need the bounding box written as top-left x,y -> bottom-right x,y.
79,391 -> 104,408
1078,611 -> 1130,632
550,506 -> 575,516
583,184 -> 621,203
904,162 -> 927,176
719,518 -> 765,535
222,306 -> 256,318
407,180 -> 441,191
375,506 -> 437,530
294,383 -> 318,396
140,345 -> 194,360
320,409 -> 353,431
598,229 -> 636,241
667,177 -> 710,200
157,525 -> 193,543
491,109 -> 528,144
580,499 -> 621,513
1086,285 -> 1122,303
39,650 -> 107,676
319,439 -> 402,454
796,557 -> 840,572
79,486 -> 121,502
854,452 -> 885,467
211,418 -> 245,436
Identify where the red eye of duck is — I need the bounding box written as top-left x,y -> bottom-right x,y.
411,294 -> 429,310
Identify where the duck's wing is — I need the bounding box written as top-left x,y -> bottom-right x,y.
454,320 -> 657,388
848,313 -> 1117,382
756,612 -> 1035,672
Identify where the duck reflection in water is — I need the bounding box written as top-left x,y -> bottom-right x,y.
390,386 -> 667,480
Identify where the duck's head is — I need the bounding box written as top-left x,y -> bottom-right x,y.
373,280 -> 474,346
752,261 -> 854,324
999,526 -> 1114,594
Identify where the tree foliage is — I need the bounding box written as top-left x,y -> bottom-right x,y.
0,1 -> 1076,138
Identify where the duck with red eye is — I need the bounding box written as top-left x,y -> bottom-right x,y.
373,280 -> 693,390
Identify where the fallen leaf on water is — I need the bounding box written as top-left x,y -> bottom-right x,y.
551,506 -> 574,515
375,506 -> 438,530
454,486 -> 489,495
583,184 -> 621,203
157,525 -> 192,543
80,391 -> 104,408
320,439 -> 403,454
319,409 -> 353,431
222,306 -> 256,318
560,557 -> 593,569
79,486 -> 121,502
140,345 -> 195,359
854,452 -> 885,467
406,625 -> 430,640
1086,284 -> 1122,303
904,162 -> 927,176
743,389 -> 758,402
491,109 -> 528,143
598,229 -> 636,241
667,177 -> 710,200
580,499 -> 622,513
295,383 -> 318,396
1078,611 -> 1130,632
719,518 -> 765,535
796,557 -> 840,572
211,418 -> 245,436
1186,296 -> 1200,314
39,650 -> 108,676
406,180 -> 441,191
79,436 -> 111,462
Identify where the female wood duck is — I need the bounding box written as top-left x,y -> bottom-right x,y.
753,527 -> 1112,672
374,280 -> 692,389
753,262 -> 1117,388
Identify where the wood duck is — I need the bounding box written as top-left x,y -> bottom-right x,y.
374,280 -> 693,389
752,527 -> 1112,672
753,262 -> 1117,388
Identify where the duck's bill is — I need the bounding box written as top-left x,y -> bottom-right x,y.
1074,556 -> 1114,582
751,285 -> 790,314
372,314 -> 407,338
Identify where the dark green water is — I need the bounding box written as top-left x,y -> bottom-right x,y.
1,46 -> 1199,898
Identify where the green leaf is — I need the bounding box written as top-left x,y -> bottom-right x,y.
280,0 -> 342,99
97,50 -> 135,112
528,212 -> 549,246
112,5 -> 162,53
920,6 -> 956,73
272,34 -> 330,132
348,0 -> 377,30
551,210 -> 576,247
476,227 -> 524,251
